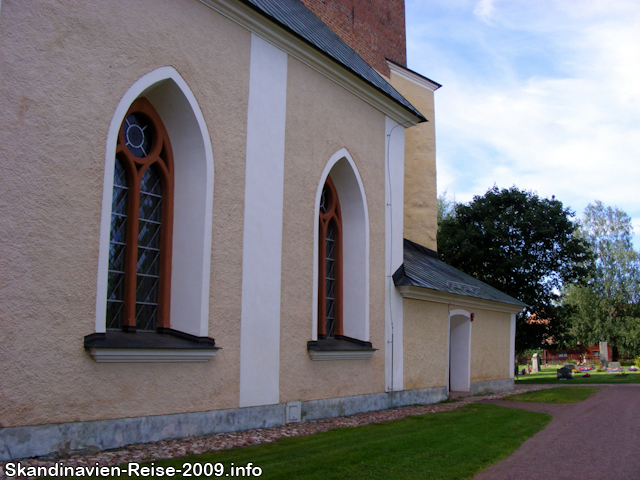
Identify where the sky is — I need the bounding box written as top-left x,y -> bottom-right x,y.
405,0 -> 640,248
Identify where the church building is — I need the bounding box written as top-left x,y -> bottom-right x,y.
0,0 -> 524,460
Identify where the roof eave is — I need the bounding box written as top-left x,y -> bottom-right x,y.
199,0 -> 426,125
397,285 -> 527,314
386,60 -> 442,92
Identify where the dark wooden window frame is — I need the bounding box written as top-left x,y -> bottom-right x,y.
318,175 -> 343,338
112,97 -> 174,332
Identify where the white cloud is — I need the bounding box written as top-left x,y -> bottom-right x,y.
473,0 -> 497,23
407,0 -> 640,247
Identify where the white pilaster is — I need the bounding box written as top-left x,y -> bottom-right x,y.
385,117 -> 405,391
509,313 -> 516,379
239,34 -> 288,407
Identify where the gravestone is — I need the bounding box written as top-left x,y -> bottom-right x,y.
599,341 -> 609,368
557,367 -> 573,380
531,353 -> 541,373
608,361 -> 623,373
563,363 -> 577,372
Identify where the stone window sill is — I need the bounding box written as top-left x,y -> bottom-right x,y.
307,336 -> 376,361
84,328 -> 219,363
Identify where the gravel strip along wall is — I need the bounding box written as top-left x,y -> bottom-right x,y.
0,385 -> 551,480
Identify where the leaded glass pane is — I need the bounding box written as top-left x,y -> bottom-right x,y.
108,241 -> 127,272
320,184 -> 328,214
326,256 -> 335,279
140,167 -> 163,196
136,167 -> 162,331
106,159 -> 129,330
112,177 -> 128,216
137,248 -> 160,276
138,219 -> 161,249
326,277 -> 335,298
135,303 -> 158,332
106,295 -> 125,330
122,113 -> 153,158
110,214 -> 127,246
325,219 -> 336,338
136,274 -> 159,304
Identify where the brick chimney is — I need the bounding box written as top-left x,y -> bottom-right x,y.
299,0 -> 406,77
302,0 -> 440,251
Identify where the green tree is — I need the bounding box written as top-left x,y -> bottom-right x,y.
438,186 -> 591,353
437,190 -> 456,227
564,201 -> 640,356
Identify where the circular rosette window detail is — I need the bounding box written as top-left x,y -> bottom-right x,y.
122,113 -> 154,158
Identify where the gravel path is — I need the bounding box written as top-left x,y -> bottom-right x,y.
474,384 -> 640,480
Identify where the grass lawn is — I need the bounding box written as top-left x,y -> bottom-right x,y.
503,387 -> 599,403
516,366 -> 640,384
96,404 -> 550,480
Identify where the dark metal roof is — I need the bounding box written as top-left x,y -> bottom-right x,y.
393,239 -> 527,308
240,0 -> 426,123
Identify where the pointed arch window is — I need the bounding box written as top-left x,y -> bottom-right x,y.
318,175 -> 343,338
308,155 -> 375,360
106,98 -> 174,332
87,70 -> 219,362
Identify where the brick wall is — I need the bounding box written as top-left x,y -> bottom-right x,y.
300,0 -> 406,77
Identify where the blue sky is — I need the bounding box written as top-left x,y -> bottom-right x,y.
405,0 -> 640,248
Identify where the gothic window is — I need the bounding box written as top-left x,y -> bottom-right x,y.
106,98 -> 174,332
318,175 -> 343,338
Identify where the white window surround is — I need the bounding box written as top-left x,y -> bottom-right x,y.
95,66 -> 215,339
312,149 -> 370,345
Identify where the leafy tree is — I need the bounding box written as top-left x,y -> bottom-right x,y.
580,201 -> 640,303
564,201 -> 640,357
437,190 -> 456,227
438,185 -> 591,353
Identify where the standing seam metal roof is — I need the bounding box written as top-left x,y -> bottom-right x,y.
240,0 -> 426,122
393,239 -> 527,308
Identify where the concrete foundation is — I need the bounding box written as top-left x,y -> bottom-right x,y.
0,386 -> 447,461
469,378 -> 514,396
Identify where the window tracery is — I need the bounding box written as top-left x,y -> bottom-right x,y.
318,176 -> 343,338
106,97 -> 174,332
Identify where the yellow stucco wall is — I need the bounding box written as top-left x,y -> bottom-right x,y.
468,309 -> 512,383
387,73 -> 438,251
402,299 -> 513,390
278,56 -> 387,402
0,0 -> 397,428
0,0 -> 252,428
402,299 -> 449,390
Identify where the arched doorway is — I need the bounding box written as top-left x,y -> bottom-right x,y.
449,310 -> 471,392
